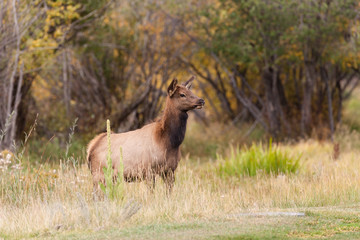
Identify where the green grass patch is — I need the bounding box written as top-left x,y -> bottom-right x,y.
288,210 -> 360,239
26,209 -> 360,240
216,140 -> 300,177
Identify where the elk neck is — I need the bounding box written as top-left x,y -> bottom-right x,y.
156,99 -> 188,148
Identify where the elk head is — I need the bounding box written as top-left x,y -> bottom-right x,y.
167,76 -> 205,112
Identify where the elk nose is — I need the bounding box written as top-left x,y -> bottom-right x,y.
199,98 -> 205,105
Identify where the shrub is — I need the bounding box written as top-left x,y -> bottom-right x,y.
216,140 -> 300,177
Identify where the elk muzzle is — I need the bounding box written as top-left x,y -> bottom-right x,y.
195,98 -> 205,109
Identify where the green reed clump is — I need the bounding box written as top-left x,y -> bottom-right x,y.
217,140 -> 300,177
100,119 -> 124,201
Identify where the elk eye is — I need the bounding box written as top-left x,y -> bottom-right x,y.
180,93 -> 186,98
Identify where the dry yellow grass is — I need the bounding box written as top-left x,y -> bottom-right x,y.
1,136 -> 360,238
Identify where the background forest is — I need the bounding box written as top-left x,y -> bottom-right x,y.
1,0 -> 360,151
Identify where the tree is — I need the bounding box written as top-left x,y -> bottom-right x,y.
0,0 -> 108,149
58,0 -> 192,133
181,0 -> 360,139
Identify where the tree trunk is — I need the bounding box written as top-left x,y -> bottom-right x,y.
321,67 -> 334,141
336,79 -> 342,124
301,62 -> 315,136
262,68 -> 281,138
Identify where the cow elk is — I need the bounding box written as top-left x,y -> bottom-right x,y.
87,76 -> 205,194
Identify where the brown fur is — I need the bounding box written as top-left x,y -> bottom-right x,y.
86,133 -> 106,169
87,76 -> 204,192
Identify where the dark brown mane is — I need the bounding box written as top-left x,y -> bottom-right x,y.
155,98 -> 188,148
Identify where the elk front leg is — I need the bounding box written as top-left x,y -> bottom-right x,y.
161,170 -> 175,194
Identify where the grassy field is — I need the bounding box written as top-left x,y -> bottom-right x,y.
1,93 -> 360,239
1,134 -> 360,239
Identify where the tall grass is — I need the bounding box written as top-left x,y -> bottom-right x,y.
2,141 -> 360,238
1,122 -> 360,238
216,140 -> 300,178
100,119 -> 124,201
65,117 -> 78,158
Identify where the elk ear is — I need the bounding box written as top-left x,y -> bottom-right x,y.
167,78 -> 178,97
182,75 -> 195,90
